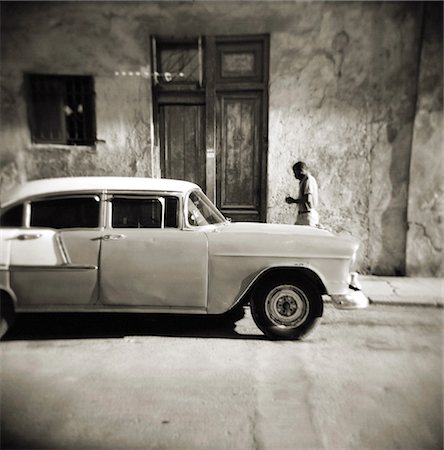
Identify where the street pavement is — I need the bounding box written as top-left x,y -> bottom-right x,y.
1,276 -> 443,449
359,275 -> 444,307
1,305 -> 442,450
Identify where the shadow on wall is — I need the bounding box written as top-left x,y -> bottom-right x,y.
376,121 -> 413,276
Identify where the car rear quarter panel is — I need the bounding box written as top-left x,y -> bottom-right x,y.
0,228 -> 63,307
0,228 -> 99,309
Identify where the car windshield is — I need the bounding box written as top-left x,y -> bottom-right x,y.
186,190 -> 227,226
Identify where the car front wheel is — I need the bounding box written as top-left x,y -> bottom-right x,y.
250,278 -> 322,340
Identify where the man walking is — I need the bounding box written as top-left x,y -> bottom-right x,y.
285,161 -> 319,226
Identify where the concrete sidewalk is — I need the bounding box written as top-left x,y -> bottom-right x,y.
359,276 -> 444,307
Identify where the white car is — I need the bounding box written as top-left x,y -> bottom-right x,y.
0,177 -> 368,339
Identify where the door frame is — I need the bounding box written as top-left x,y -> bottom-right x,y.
151,34 -> 269,222
213,35 -> 269,222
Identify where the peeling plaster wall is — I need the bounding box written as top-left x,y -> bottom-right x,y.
0,2 -> 154,195
406,3 -> 444,277
267,2 -> 422,273
0,1 -> 435,275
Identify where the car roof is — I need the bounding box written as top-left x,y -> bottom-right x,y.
1,177 -> 200,207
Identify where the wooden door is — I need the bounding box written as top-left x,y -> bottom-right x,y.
159,104 -> 206,188
217,92 -> 263,221
215,36 -> 268,222
153,35 -> 268,222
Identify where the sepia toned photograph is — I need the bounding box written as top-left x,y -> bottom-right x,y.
0,1 -> 442,449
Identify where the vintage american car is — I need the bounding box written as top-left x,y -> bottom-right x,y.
0,177 -> 368,339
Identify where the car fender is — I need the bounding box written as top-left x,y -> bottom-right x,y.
207,257 -> 328,314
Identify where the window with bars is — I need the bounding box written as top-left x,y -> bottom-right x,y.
27,74 -> 96,145
153,38 -> 203,87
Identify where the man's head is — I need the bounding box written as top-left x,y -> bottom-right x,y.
292,161 -> 308,180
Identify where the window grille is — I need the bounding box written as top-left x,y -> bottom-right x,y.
153,37 -> 203,87
27,74 -> 96,145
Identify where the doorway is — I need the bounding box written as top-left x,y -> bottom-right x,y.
153,35 -> 269,222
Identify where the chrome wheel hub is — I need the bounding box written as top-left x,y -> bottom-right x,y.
265,284 -> 309,328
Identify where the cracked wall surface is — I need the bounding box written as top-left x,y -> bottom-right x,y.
0,2 -> 154,194
267,2 -> 422,274
0,1 -> 438,276
406,3 -> 444,277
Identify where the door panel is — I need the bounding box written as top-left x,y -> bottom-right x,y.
217,92 -> 262,221
11,267 -> 98,307
99,229 -> 208,308
160,104 -> 206,188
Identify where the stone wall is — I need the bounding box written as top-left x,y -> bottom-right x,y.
0,1 -> 439,275
406,3 -> 444,277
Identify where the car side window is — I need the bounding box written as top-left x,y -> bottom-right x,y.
187,190 -> 226,226
112,197 -> 163,228
111,196 -> 179,229
30,196 -> 100,229
0,204 -> 24,227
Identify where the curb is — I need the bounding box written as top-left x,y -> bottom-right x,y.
368,298 -> 444,308
359,276 -> 443,308
324,296 -> 443,308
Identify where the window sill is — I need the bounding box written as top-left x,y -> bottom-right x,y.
29,143 -> 98,152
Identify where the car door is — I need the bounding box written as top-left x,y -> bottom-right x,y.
8,195 -> 102,307
99,194 -> 208,309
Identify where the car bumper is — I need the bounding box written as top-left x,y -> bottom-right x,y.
329,272 -> 369,309
330,289 -> 369,309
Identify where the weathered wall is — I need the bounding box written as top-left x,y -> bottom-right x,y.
267,2 -> 422,273
406,3 -> 444,277
0,2 -> 154,195
0,1 -> 438,275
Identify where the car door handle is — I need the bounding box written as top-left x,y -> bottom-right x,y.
102,234 -> 126,241
16,233 -> 42,241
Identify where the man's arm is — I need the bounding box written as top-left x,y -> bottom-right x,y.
285,194 -> 313,206
285,196 -> 300,204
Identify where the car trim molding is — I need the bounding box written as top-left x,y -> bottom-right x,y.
10,264 -> 98,271
212,253 -> 351,260
56,233 -> 71,264
16,305 -> 208,314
